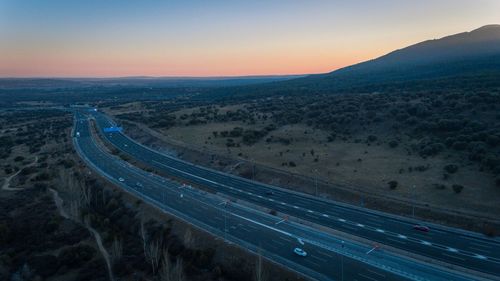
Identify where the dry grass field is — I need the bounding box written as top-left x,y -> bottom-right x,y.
105,102 -> 500,221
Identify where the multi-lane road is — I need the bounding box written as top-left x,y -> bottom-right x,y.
88,110 -> 500,278
74,112 -> 435,281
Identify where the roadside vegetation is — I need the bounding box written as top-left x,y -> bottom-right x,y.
0,109 -> 304,281
104,89 -> 500,232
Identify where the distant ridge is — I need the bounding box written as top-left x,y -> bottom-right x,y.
286,24 -> 500,92
211,25 -> 500,99
0,75 -> 305,89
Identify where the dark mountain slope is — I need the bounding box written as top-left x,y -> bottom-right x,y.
208,25 -> 500,100
303,24 -> 500,88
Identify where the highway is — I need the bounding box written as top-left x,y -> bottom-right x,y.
88,110 -> 500,278
73,112 -> 413,281
72,112 -> 480,281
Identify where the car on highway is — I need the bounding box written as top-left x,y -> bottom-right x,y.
136,182 -> 143,187
118,177 -> 125,182
413,225 -> 430,232
293,247 -> 307,257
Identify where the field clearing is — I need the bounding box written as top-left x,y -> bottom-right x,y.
162,121 -> 500,217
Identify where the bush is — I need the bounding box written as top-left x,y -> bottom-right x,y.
452,141 -> 468,150
28,254 -> 60,277
388,140 -> 399,148
433,183 -> 447,190
444,164 -> 459,174
288,161 -> 296,167
14,156 -> 25,162
452,184 -> 464,194
388,180 -> 398,190
483,224 -> 498,237
58,244 -> 96,268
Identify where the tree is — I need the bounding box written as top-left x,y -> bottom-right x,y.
145,238 -> 162,274
160,249 -> 171,281
255,247 -> 267,281
452,184 -> 464,194
388,140 -> 399,148
444,164 -> 458,174
388,180 -> 398,190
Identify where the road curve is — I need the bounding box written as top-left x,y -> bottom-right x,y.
73,111 -> 481,280
88,110 -> 500,278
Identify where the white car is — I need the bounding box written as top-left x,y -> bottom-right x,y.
136,182 -> 143,187
293,247 -> 307,257
118,177 -> 125,182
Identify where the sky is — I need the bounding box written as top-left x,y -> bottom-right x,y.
1,0 -> 499,77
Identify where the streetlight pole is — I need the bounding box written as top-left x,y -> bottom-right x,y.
252,161 -> 255,181
314,169 -> 318,197
412,184 -> 415,218
218,201 -> 229,242
224,203 -> 227,242
341,240 -> 344,281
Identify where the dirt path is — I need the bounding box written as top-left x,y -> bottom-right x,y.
1,156 -> 38,191
49,188 -> 114,281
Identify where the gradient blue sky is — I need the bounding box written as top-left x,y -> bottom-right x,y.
1,0 -> 499,77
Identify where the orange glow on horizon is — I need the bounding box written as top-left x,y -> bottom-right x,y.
2,0 -> 499,78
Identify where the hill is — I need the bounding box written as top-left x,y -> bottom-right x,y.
209,25 -> 500,99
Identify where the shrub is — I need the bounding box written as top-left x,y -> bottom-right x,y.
14,156 -> 25,162
388,140 -> 399,148
433,183 -> 447,190
388,180 -> 398,190
28,254 -> 60,277
452,184 -> 464,194
452,141 -> 468,150
483,224 -> 498,237
444,164 -> 459,174
288,161 -> 296,167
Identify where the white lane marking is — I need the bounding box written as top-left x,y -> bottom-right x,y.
421,241 -> 432,246
358,273 -> 379,281
338,218 -> 346,222
474,254 -> 488,260
307,210 -> 314,213
397,234 -> 407,239
294,206 -> 299,209
322,214 -> 329,218
386,237 -> 407,245
305,213 -> 317,219
269,198 -> 274,201
375,229 -> 385,233
442,253 -> 466,261
356,223 -> 364,227
447,247 -> 458,253
281,202 -> 286,205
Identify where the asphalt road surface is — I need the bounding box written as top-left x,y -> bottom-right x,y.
75,112 -> 436,281
87,110 -> 500,278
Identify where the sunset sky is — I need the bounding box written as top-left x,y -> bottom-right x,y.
1,0 -> 499,77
